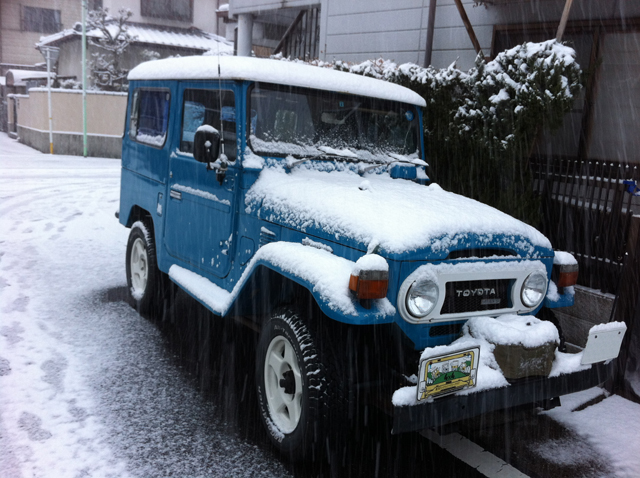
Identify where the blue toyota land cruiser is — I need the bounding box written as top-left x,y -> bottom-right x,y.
119,55 -> 625,459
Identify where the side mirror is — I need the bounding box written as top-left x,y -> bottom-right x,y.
193,126 -> 220,164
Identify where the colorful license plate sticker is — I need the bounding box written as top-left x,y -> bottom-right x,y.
417,347 -> 480,401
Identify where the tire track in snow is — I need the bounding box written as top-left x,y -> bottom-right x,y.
1,148 -> 131,477
0,181 -> 116,217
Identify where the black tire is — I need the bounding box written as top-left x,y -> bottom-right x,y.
255,307 -> 345,461
126,220 -> 164,317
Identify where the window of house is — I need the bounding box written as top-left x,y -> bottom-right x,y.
180,89 -> 237,161
89,0 -> 103,11
130,89 -> 171,148
140,0 -> 193,22
22,7 -> 62,33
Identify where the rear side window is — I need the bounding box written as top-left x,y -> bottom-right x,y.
129,88 -> 170,148
180,89 -> 236,161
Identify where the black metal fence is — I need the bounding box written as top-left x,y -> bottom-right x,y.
530,157 -> 640,294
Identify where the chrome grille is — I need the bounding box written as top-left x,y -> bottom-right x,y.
440,279 -> 512,315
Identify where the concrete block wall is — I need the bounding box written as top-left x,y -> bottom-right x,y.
13,88 -> 127,158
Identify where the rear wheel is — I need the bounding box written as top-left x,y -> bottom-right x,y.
126,220 -> 164,316
256,307 -> 345,460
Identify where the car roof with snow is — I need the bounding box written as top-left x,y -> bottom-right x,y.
128,56 -> 427,107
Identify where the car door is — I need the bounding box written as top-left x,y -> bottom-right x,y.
164,83 -> 239,279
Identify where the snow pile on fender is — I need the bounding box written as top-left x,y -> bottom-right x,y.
170,241 -> 395,318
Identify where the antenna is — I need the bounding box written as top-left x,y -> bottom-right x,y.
214,32 -> 228,185
217,32 -> 225,159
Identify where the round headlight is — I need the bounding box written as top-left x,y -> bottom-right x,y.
406,279 -> 439,317
521,271 -> 548,308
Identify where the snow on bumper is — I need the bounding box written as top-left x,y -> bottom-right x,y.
391,318 -> 626,434
392,361 -> 612,434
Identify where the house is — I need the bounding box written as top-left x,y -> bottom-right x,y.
5,0 -> 233,154
9,22 -> 232,157
0,0 -> 89,75
35,22 -> 233,89
1,0 -> 87,131
227,0 -> 639,166
1,0 -> 230,131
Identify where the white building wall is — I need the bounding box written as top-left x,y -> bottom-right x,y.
317,0 -> 640,70
101,0 -> 219,35
431,0 -> 640,70
321,0 -> 429,65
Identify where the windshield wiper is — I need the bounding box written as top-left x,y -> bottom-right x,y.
285,153 -> 350,170
285,151 -> 427,173
360,155 -> 428,174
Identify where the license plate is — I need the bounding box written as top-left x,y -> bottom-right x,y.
417,347 -> 480,401
581,323 -> 626,365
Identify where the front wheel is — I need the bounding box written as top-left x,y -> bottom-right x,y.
126,220 -> 163,316
256,308 -> 344,460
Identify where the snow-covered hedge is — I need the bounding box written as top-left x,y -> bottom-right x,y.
276,40 -> 582,225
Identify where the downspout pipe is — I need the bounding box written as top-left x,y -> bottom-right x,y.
237,14 -> 254,57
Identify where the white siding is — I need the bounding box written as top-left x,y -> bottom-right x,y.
326,9 -> 423,36
319,0 -> 640,70
318,0 -> 503,68
322,0 -> 429,65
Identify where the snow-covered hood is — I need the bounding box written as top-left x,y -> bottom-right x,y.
245,166 -> 552,257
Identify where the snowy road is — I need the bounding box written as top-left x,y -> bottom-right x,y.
2,134 -> 640,478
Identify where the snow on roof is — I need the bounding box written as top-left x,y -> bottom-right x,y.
5,70 -> 53,86
128,56 -> 427,106
37,23 -> 233,54
245,166 -> 551,255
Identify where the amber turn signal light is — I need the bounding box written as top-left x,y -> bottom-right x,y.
349,270 -> 389,300
554,263 -> 579,288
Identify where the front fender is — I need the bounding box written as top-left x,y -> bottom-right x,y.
169,242 -> 396,325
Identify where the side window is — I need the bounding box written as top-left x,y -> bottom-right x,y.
129,88 -> 170,148
180,89 -> 236,162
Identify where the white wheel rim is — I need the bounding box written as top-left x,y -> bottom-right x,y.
130,237 -> 148,295
264,335 -> 303,434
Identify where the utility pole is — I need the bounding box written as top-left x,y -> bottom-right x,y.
82,0 -> 88,157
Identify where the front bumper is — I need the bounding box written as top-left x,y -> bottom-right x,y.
392,361 -> 610,434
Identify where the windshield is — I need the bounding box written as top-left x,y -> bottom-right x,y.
248,82 -> 420,162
